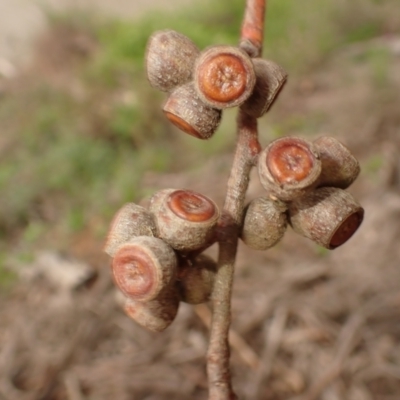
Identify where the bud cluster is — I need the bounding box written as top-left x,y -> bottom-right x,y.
104,189 -> 219,332
105,27 -> 365,334
241,135 -> 364,250
146,29 -> 287,139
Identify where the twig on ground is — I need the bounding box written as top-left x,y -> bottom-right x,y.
248,304 -> 288,400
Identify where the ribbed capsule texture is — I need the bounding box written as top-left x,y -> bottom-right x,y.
146,30 -> 200,92
240,58 -> 287,118
163,82 -> 222,139
112,236 -> 177,302
194,45 -> 256,109
258,137 -> 322,202
288,187 -> 364,249
124,285 -> 180,332
104,203 -> 156,257
178,254 -> 217,304
241,197 -> 288,251
149,188 -> 219,251
314,136 -> 360,189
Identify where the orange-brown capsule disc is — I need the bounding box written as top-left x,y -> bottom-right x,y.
168,190 -> 217,222
267,139 -> 314,184
194,46 -> 255,109
164,111 -> 202,138
198,53 -> 247,103
330,210 -> 364,248
112,246 -> 155,300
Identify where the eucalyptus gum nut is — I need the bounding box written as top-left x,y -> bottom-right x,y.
124,286 -> 180,332
313,136 -> 360,189
146,30 -> 200,92
258,137 -> 322,202
194,45 -> 256,109
104,203 -> 156,257
149,188 -> 220,251
240,197 -> 288,250
240,58 -> 287,118
148,188 -> 174,214
178,254 -> 217,304
112,236 -> 177,302
288,187 -> 364,249
163,82 -> 222,139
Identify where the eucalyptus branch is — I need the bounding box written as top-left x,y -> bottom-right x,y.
207,111 -> 260,400
240,0 -> 266,57
105,0 -> 365,399
206,0 -> 265,396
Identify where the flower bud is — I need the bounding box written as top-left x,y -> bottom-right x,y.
149,189 -> 219,251
163,82 -> 222,139
240,58 -> 287,118
194,45 -> 256,109
112,236 -> 177,302
288,187 -> 364,249
313,136 -> 360,189
104,203 -> 156,257
258,137 -> 322,202
178,254 -> 217,304
240,197 -> 287,250
146,30 -> 200,92
124,285 -> 180,332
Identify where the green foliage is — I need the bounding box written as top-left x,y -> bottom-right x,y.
364,154 -> 384,176
0,258 -> 17,290
368,47 -> 391,88
345,22 -> 380,44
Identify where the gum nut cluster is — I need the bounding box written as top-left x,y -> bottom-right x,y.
145,29 -> 287,139
104,189 -> 220,332
241,136 -> 364,250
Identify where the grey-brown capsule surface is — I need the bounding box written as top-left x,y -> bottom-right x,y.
178,254 -> 217,304
314,136 -> 360,189
288,187 -> 364,249
112,236 -> 177,302
124,286 -> 180,332
163,82 -> 222,139
258,137 -> 322,202
240,58 -> 287,118
241,197 -> 288,250
104,203 -> 156,257
149,188 -> 219,251
146,30 -> 200,92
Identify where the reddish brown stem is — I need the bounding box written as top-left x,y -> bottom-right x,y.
206,1 -> 265,398
240,0 -> 266,57
207,111 -> 260,400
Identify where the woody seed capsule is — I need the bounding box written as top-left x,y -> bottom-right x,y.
146,30 -> 200,92
313,136 -> 360,189
112,236 -> 177,302
258,137 -> 322,202
104,203 -> 156,257
288,187 -> 364,249
163,82 -> 222,139
149,188 -> 219,251
178,254 -> 217,304
241,58 -> 287,118
241,197 -> 288,250
124,285 -> 180,332
194,45 -> 256,109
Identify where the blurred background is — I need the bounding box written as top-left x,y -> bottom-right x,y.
1,0 -> 400,399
